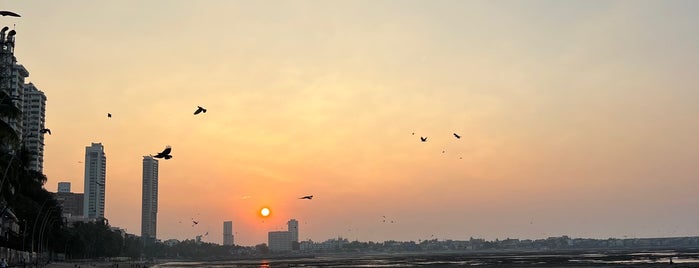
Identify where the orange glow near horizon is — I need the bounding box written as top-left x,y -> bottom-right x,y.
7,1 -> 699,246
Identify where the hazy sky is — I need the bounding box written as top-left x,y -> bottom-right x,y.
4,1 -> 699,246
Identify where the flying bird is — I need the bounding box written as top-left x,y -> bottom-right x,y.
40,128 -> 51,135
420,137 -> 427,142
453,133 -> 461,139
153,146 -> 172,159
0,11 -> 20,17
191,220 -> 199,227
299,195 -> 313,200
194,106 -> 207,115
107,113 -> 112,118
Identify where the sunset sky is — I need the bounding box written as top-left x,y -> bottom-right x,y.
3,1 -> 699,246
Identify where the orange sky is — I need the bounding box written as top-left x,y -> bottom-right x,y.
3,1 -> 699,245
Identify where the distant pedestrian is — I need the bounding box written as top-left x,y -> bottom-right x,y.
1,258 -> 8,268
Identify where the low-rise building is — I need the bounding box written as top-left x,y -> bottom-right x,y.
268,231 -> 292,252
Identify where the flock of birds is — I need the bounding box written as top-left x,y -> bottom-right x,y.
414,131 -> 464,159
37,99 -> 465,240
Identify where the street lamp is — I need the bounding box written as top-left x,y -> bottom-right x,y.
31,202 -> 51,253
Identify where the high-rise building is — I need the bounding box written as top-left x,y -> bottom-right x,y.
21,83 -> 46,172
0,27 -> 32,147
288,219 -> 299,243
223,221 -> 234,246
0,27 -> 27,141
288,219 -> 299,250
141,156 -> 158,245
83,143 -> 106,220
268,231 -> 292,252
57,182 -> 71,193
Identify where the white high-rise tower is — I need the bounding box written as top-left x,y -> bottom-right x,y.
83,143 -> 106,220
141,156 -> 159,245
21,83 -> 46,172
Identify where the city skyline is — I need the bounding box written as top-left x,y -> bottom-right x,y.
4,1 -> 699,246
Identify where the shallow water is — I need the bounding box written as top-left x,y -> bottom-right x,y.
152,250 -> 699,267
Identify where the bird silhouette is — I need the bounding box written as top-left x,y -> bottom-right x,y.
0,11 -> 20,17
194,106 -> 207,115
153,146 -> 172,159
40,128 -> 51,135
420,137 -> 427,142
299,195 -> 313,200
107,113 -> 112,118
453,133 -> 461,139
191,220 -> 199,227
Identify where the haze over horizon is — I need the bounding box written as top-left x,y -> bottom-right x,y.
4,1 -> 698,246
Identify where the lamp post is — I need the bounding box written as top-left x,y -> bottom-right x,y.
39,217 -> 57,264
30,199 -> 50,253
37,208 -> 56,261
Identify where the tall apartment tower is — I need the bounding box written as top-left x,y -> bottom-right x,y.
83,143 -> 106,220
21,83 -> 46,172
0,27 -> 29,144
288,219 -> 299,243
141,156 -> 159,245
288,219 -> 299,250
223,221 -> 234,246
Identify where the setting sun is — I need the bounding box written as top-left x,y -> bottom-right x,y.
260,207 -> 270,217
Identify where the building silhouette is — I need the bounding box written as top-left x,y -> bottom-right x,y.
288,219 -> 299,250
223,221 -> 234,246
0,26 -> 27,140
0,26 -> 47,167
54,182 -> 84,222
268,219 -> 300,252
84,143 -> 106,220
268,231 -> 292,252
21,82 -> 46,172
141,156 -> 159,245
57,182 -> 71,193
